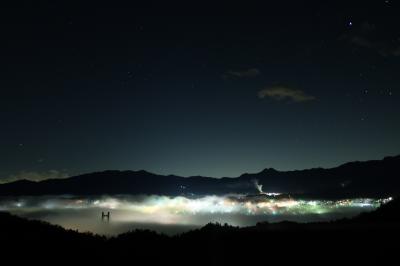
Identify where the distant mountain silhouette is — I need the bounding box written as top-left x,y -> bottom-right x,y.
1,155 -> 399,198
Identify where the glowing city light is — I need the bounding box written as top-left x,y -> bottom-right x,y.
0,195 -> 391,217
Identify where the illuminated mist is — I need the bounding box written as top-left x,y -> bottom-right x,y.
0,195 -> 392,235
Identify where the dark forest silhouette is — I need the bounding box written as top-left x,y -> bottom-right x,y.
1,198 -> 399,264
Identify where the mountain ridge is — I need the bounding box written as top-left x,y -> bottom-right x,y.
1,155 -> 399,198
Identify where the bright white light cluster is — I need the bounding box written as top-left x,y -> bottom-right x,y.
0,195 -> 391,216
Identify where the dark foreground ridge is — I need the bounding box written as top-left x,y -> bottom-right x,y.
1,198 -> 399,264
1,155 -> 400,198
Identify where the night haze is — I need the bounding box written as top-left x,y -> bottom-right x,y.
1,2 -> 400,180
1,2 -> 400,264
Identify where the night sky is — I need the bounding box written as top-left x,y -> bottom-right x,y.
1,2 -> 399,182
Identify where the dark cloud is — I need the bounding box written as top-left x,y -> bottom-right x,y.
223,68 -> 260,79
345,21 -> 400,57
258,86 -> 316,103
349,36 -> 400,57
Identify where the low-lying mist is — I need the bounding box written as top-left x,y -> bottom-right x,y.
0,195 -> 391,235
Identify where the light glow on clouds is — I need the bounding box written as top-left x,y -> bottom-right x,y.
0,195 -> 392,235
1,195 -> 391,217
